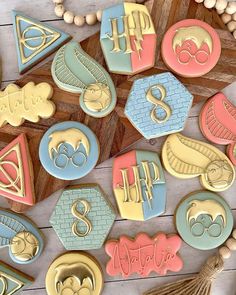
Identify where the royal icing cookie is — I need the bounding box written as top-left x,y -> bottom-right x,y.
0,134 -> 35,206
51,41 -> 117,118
125,73 -> 193,139
39,121 -> 100,180
113,150 -> 166,221
105,233 -> 183,278
50,184 -> 116,250
0,82 -> 55,127
175,191 -> 233,250
45,252 -> 103,295
0,260 -> 33,294
0,208 -> 44,264
161,19 -> 221,77
100,3 -> 156,75
162,133 -> 235,192
12,10 -> 71,74
199,92 -> 236,166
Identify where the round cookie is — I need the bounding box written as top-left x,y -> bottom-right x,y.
39,121 -> 99,180
45,252 -> 103,295
175,191 -> 233,250
161,19 -> 221,77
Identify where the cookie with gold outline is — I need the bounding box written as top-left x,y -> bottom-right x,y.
175,191 -> 233,250
162,133 -> 235,191
12,10 -> 71,74
45,252 -> 103,295
199,92 -> 236,166
0,82 -> 55,127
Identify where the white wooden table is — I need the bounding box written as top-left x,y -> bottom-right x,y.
0,1 -> 236,294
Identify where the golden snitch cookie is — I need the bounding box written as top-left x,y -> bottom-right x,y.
162,133 -> 235,191
0,82 -> 55,127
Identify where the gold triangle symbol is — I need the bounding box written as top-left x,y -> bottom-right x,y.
15,15 -> 61,65
0,143 -> 25,198
0,271 -> 24,295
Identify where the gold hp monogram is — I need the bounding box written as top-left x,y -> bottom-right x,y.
118,161 -> 160,209
71,199 -> 92,237
107,10 -> 151,58
146,84 -> 172,124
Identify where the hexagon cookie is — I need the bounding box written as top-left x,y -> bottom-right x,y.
50,184 -> 116,250
124,72 -> 193,139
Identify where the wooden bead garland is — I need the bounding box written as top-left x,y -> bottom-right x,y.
52,0 -> 146,27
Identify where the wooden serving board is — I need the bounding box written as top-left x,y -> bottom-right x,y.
3,0 -> 236,212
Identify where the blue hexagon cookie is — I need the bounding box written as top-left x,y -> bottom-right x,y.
50,184 -> 116,250
125,72 -> 193,139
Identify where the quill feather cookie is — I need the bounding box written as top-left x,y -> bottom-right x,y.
162,133 -> 235,192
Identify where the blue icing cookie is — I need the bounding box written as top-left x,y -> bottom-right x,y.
125,72 -> 193,139
12,10 -> 71,74
39,121 -> 100,180
175,191 -> 234,250
0,209 -> 43,264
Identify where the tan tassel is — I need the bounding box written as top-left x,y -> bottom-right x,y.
144,255 -> 224,295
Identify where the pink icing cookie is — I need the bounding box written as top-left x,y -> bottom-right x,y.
0,134 -> 35,206
105,232 -> 183,278
161,19 -> 221,77
200,92 -> 236,165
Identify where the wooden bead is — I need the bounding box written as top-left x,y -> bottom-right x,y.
232,229 -> 236,239
136,0 -> 146,2
225,2 -> 236,15
74,15 -> 85,27
204,0 -> 216,9
195,0 -> 204,3
221,13 -> 232,24
233,13 -> 236,21
215,0 -> 227,11
226,238 -> 236,251
96,10 -> 103,22
233,30 -> 236,39
86,13 -> 97,25
54,4 -> 65,17
217,9 -> 225,15
63,11 -> 74,24
227,20 -> 236,32
53,0 -> 63,3
219,246 -> 231,259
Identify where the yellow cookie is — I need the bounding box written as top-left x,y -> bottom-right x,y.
162,133 -> 235,192
0,82 -> 55,127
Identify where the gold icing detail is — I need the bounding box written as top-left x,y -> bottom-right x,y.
71,199 -> 92,237
172,26 -> 213,53
10,231 -> 39,262
146,84 -> 172,124
15,15 -> 60,65
0,82 -> 55,127
0,271 -> 24,295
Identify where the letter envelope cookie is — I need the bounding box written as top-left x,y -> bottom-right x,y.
0,82 -> 55,127
162,133 -> 235,192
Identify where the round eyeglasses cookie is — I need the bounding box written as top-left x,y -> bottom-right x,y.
175,191 -> 233,250
39,121 -> 100,180
161,19 -> 221,77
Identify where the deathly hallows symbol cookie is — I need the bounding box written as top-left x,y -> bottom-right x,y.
199,92 -> 236,166
12,10 -> 71,74
0,134 -> 35,206
51,41 -> 117,118
162,133 -> 235,192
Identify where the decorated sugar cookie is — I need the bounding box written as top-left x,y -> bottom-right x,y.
161,19 -> 221,77
0,82 -> 55,127
162,133 -> 235,192
0,208 -> 43,264
105,233 -> 183,278
0,134 -> 35,206
0,260 -> 33,294
199,92 -> 236,166
175,191 -> 233,250
100,2 -> 157,75
113,150 -> 166,221
124,72 -> 193,139
51,41 -> 116,118
50,184 -> 116,250
39,121 -> 100,180
12,10 -> 71,74
45,252 -> 103,295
